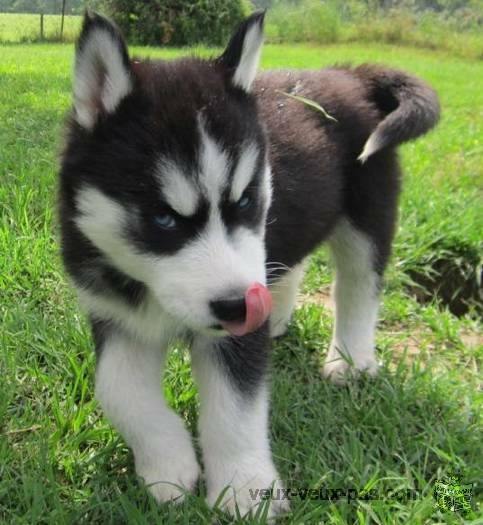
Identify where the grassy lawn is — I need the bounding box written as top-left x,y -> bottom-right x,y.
0,13 -> 81,43
0,40 -> 482,524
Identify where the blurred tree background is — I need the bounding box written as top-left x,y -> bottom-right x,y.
99,0 -> 249,46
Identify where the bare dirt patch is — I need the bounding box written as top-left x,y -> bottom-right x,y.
298,286 -> 333,310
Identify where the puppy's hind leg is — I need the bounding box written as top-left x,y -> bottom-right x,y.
95,329 -> 200,503
322,219 -> 382,384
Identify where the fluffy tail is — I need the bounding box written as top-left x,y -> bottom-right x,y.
354,64 -> 440,163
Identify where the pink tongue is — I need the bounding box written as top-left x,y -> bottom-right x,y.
221,282 -> 272,337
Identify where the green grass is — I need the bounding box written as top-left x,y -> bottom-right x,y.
0,13 -> 81,43
1,41 -> 482,524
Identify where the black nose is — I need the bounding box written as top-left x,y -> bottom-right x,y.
210,297 -> 246,323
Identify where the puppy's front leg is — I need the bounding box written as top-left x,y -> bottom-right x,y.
192,328 -> 287,518
95,328 -> 199,502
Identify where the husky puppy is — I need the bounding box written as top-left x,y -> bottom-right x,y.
59,10 -> 439,517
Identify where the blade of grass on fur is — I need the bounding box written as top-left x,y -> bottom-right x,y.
276,90 -> 338,122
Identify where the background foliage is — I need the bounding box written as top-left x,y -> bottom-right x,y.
0,0 -> 250,45
262,0 -> 482,59
100,0 -> 249,46
0,0 -> 481,57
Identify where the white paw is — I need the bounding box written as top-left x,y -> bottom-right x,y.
207,456 -> 289,518
135,424 -> 200,503
322,345 -> 379,385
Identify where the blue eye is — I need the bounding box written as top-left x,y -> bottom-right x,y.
237,194 -> 251,210
154,213 -> 177,230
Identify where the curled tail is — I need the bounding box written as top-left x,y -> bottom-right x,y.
354,64 -> 440,163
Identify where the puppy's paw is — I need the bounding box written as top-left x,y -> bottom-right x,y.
135,424 -> 200,503
322,346 -> 379,385
207,456 -> 289,519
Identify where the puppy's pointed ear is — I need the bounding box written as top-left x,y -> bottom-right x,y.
217,11 -> 265,92
73,11 -> 133,129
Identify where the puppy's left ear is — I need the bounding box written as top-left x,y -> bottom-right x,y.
73,11 -> 133,129
217,10 -> 265,92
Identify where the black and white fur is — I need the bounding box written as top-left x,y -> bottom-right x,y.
59,11 -> 440,518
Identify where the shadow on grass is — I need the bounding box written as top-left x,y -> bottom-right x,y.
407,238 -> 482,317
